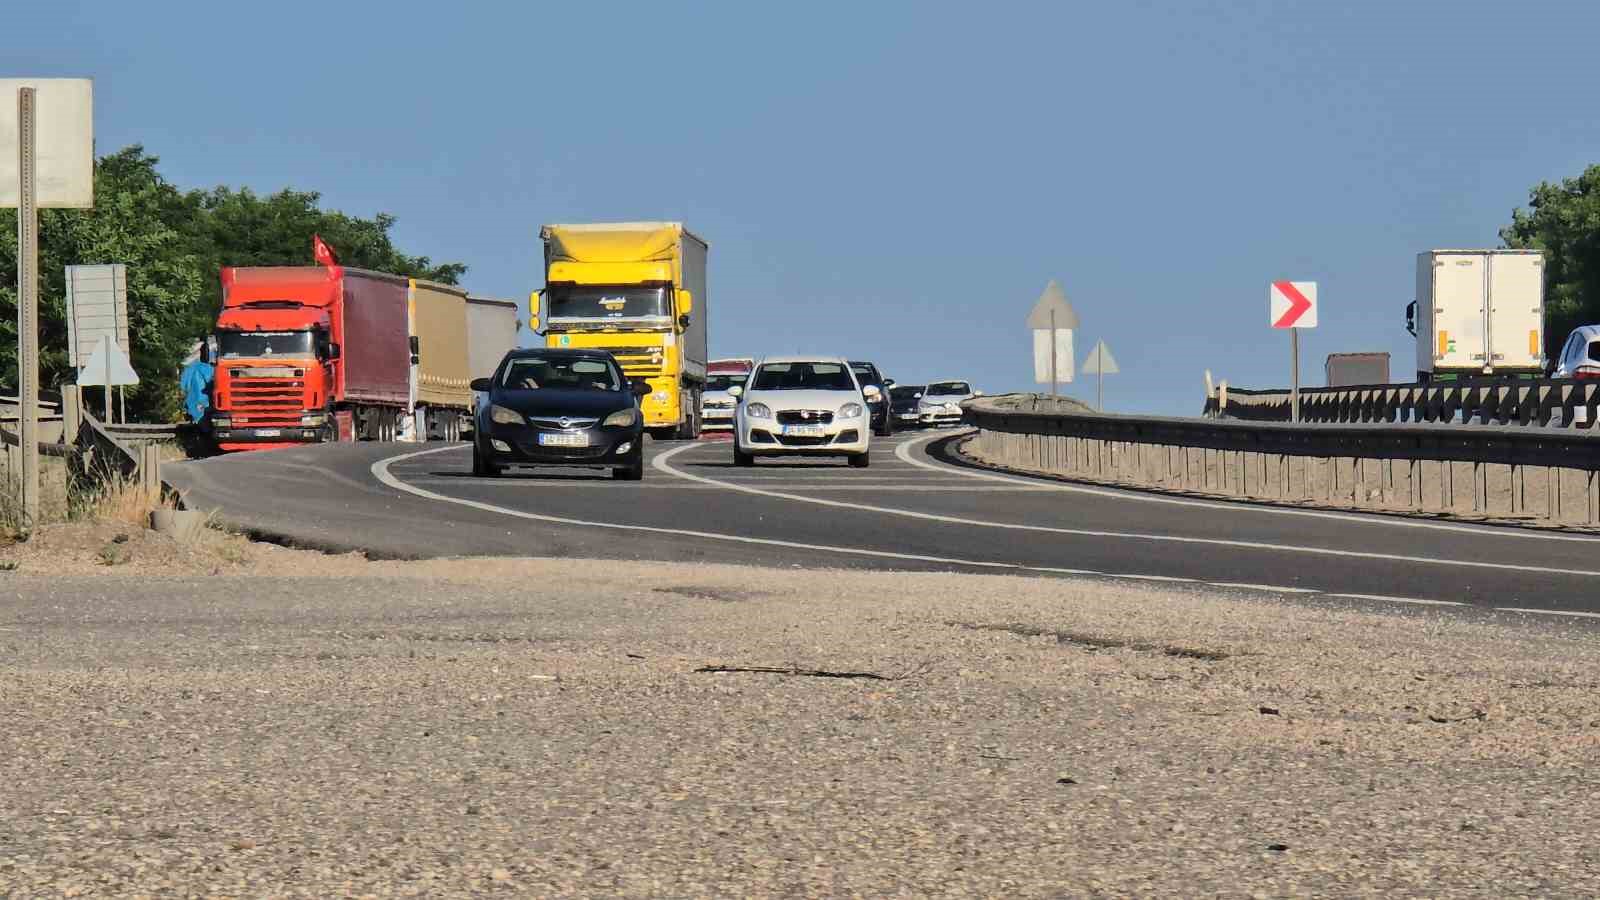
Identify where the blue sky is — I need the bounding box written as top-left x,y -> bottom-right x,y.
12,0 -> 1600,413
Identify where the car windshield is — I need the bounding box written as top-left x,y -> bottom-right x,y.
751,362 -> 855,391
891,386 -> 925,401
217,331 -> 316,359
927,381 -> 971,395
705,373 -> 746,392
499,356 -> 623,391
547,285 -> 669,320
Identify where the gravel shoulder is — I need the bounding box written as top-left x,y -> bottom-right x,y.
3,543 -> 1598,896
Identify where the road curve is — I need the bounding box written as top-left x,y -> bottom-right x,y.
166,430 -> 1600,616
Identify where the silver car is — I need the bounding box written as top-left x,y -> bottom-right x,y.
1551,325 -> 1600,380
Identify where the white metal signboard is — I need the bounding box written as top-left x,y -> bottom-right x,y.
1270,280 -> 1317,329
1028,280 -> 1080,387
65,263 -> 129,369
0,78 -> 93,208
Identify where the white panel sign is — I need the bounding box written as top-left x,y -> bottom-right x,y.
1269,280 -> 1317,329
1032,328 -> 1074,384
0,78 -> 94,208
66,264 -> 129,369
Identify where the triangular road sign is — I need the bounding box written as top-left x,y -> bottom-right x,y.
1081,339 -> 1119,375
1026,280 -> 1080,330
79,335 -> 140,387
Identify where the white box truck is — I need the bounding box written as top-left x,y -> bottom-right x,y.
1412,249 -> 1544,381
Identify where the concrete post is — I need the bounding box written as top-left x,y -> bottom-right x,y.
15,87 -> 40,530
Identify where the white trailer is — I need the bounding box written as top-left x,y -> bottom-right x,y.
1413,249 -> 1544,380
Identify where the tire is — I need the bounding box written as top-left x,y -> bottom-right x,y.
675,390 -> 701,440
648,426 -> 676,441
472,443 -> 501,478
847,451 -> 870,469
874,409 -> 893,437
612,453 -> 645,481
733,443 -> 755,467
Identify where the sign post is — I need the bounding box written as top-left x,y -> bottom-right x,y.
15,88 -> 38,528
1081,339 -> 1120,412
4,78 -> 93,531
1270,280 -> 1318,423
1028,280 -> 1080,402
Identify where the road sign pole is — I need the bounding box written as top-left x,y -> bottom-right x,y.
1098,363 -> 1104,412
1049,309 -> 1058,401
1291,327 -> 1301,423
15,87 -> 40,530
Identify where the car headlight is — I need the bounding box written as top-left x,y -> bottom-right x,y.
918,401 -> 937,411
839,402 -> 864,418
602,407 -> 639,428
489,404 -> 524,425
746,402 -> 772,419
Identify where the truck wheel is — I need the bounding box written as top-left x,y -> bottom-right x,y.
848,451 -> 871,469
648,427 -> 675,441
675,391 -> 700,440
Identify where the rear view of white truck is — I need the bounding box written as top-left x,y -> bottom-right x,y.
1412,249 -> 1544,381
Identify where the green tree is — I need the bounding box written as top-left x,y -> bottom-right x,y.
1,145 -> 466,422
1501,165 -> 1600,359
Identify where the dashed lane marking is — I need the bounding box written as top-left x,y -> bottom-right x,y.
1328,593 -> 1467,607
1207,582 -> 1321,594
1494,607 -> 1600,619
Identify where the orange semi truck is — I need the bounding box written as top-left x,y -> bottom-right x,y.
207,266 -> 478,451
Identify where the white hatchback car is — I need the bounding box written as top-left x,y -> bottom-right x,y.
730,356 -> 878,468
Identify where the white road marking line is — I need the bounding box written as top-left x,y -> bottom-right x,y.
892,430 -> 1600,545
1494,607 -> 1600,619
1101,574 -> 1195,583
1329,593 -> 1466,607
1032,567 -> 1103,576
654,442 -> 1600,579
1207,582 -> 1321,594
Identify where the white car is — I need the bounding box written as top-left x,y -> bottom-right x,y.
1552,325 -> 1600,380
730,356 -> 878,468
920,379 -> 981,426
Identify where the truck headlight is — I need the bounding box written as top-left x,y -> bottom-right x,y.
489,404 -> 524,425
300,413 -> 327,426
746,402 -> 773,419
603,408 -> 639,428
839,402 -> 864,418
210,415 -> 231,428
651,391 -> 671,404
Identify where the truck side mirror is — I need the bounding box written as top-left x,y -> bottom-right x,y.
678,313 -> 691,329
1405,300 -> 1417,337
204,334 -> 218,364
631,381 -> 652,398
409,335 -> 420,365
471,377 -> 493,392
528,290 -> 542,333
675,289 -> 693,317
326,342 -> 342,360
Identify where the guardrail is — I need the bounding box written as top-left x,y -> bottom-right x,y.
1204,377 -> 1600,429
964,394 -> 1600,528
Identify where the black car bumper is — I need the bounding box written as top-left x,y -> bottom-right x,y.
477,422 -> 642,466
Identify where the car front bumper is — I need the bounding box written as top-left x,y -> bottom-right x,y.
738,417 -> 869,454
478,422 -> 642,466
701,406 -> 737,430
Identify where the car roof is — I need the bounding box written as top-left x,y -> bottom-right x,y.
1569,325 -> 1600,339
755,355 -> 850,365
927,379 -> 971,387
502,348 -> 619,361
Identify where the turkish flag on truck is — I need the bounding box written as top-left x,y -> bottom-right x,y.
312,234 -> 339,268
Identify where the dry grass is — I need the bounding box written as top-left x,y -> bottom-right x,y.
72,469 -> 178,528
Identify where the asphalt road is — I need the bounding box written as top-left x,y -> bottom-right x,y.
167,430 -> 1600,615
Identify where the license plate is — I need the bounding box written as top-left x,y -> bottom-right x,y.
538,432 -> 588,447
254,428 -> 281,437
782,425 -> 827,437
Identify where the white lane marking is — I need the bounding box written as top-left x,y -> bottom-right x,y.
372,446 -> 1074,574
1329,593 -> 1466,607
1102,574 -> 1195,583
403,478 -> 1046,493
1207,582 -> 1321,594
655,442 -> 1600,579
892,430 -> 1600,545
1495,607 -> 1600,619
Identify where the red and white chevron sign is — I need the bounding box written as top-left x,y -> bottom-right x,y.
1270,280 -> 1317,329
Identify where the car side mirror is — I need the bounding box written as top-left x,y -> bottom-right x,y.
883,378 -> 895,387
631,381 -> 652,398
471,377 -> 493,392
972,389 -> 984,397
727,385 -> 744,398
863,385 -> 882,401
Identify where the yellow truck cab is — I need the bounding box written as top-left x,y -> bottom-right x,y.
534,223 -> 709,439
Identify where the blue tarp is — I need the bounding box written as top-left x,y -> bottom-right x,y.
181,360 -> 214,423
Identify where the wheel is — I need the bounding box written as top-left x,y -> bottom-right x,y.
848,451 -> 870,469
733,443 -> 755,467
612,453 -> 645,481
874,408 -> 893,437
648,426 -> 676,441
472,444 -> 501,477
675,390 -> 701,440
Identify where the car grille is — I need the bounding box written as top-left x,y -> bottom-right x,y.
526,416 -> 600,430
776,409 -> 834,425
776,433 -> 833,447
222,370 -> 306,427
702,399 -> 735,410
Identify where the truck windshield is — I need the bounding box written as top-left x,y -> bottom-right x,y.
217,331 -> 315,359
500,355 -> 624,391
548,286 -> 669,320
705,374 -> 747,392
751,362 -> 854,391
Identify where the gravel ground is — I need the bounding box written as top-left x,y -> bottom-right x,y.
3,551 -> 1600,897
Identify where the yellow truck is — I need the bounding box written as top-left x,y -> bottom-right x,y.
534,222 -> 709,439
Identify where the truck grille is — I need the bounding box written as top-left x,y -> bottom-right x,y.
777,410 -> 834,425
601,345 -> 666,378
225,373 -> 306,426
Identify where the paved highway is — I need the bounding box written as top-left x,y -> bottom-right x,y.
168,431 -> 1600,616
